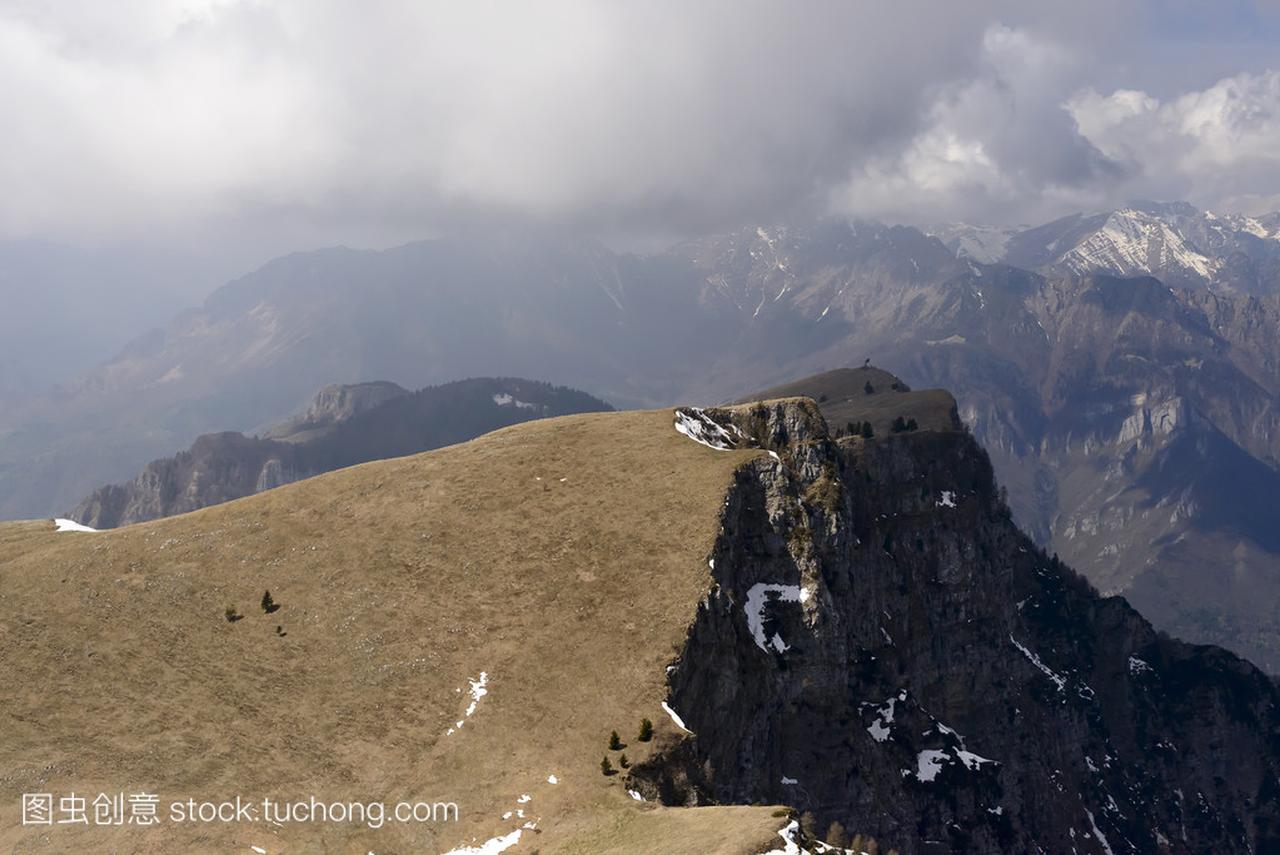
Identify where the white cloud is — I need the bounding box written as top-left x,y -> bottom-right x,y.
1068,70 -> 1280,215
833,23 -> 1280,226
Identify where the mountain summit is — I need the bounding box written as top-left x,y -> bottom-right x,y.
3,372 -> 1277,853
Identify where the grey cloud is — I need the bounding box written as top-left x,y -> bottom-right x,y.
0,1 -> 1276,251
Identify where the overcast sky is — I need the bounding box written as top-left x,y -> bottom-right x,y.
3,0 -> 1280,256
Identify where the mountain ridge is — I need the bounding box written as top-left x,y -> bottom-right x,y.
933,201 -> 1280,295
5,209 -> 1280,669
70,377 -> 613,529
4,381 -> 1278,852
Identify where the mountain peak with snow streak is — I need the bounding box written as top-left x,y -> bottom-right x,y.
934,202 -> 1280,294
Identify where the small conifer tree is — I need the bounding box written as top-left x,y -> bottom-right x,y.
600,756 -> 614,776
261,590 -> 280,614
861,421 -> 874,439
825,821 -> 848,848
619,753 -> 630,769
638,718 -> 654,742
609,730 -> 623,750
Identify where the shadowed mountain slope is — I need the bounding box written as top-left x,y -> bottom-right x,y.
71,377 -> 612,529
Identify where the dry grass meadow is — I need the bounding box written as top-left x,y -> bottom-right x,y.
0,409 -> 791,854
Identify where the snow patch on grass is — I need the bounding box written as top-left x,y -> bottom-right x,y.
445,672 -> 489,735
440,828 -> 522,855
54,518 -> 98,533
761,820 -> 803,855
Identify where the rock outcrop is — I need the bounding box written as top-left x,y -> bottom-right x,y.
634,397 -> 1280,854
263,380 -> 409,442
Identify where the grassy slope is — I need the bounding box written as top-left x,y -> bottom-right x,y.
0,410 -> 786,854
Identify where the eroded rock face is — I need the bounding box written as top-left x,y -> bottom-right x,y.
636,400 -> 1280,854
263,381 -> 409,442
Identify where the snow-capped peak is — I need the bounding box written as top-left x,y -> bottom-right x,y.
1056,207 -> 1216,281
927,223 -> 1018,264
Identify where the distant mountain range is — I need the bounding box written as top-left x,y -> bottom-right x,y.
4,200 -> 1280,668
70,377 -> 612,529
932,200 -> 1280,294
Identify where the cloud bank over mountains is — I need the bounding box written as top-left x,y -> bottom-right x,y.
2,0 -> 1279,249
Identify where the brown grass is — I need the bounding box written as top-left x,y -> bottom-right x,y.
0,409 -> 790,854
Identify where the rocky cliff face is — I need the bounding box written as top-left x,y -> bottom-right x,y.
263,380 -> 408,442
633,399 -> 1280,854
71,431 -> 312,529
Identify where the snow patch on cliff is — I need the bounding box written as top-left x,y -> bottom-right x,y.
911,746 -> 996,782
662,701 -> 691,733
1011,636 -> 1067,691
916,749 -> 950,782
674,408 -> 739,451
745,583 -> 812,652
1128,656 -> 1153,676
863,690 -> 905,743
